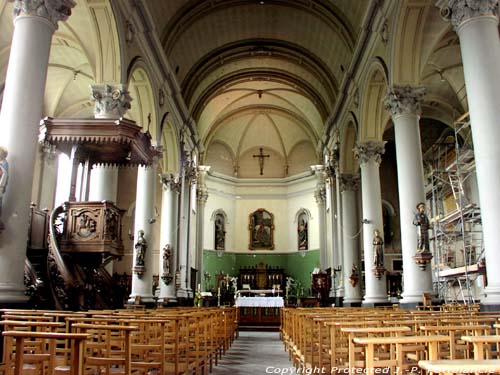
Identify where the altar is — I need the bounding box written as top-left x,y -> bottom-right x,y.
236,295 -> 283,326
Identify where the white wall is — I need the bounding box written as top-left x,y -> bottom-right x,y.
203,172 -> 318,253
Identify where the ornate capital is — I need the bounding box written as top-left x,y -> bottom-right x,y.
9,0 -> 75,28
384,85 -> 426,117
436,0 -> 500,30
159,173 -> 180,192
90,84 -> 132,119
339,174 -> 360,192
40,141 -> 57,162
353,141 -> 386,165
197,188 -> 209,204
314,187 -> 327,204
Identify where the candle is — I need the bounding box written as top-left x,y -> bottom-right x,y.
218,287 -> 220,296
198,283 -> 201,292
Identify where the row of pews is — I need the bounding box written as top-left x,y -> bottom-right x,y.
281,305 -> 500,374
0,306 -> 238,375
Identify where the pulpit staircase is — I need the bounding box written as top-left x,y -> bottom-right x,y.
25,203 -> 126,310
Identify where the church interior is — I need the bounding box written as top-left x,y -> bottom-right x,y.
1,0 -> 500,373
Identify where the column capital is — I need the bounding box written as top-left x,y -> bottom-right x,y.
90,84 -> 132,119
436,0 -> 500,30
9,0 -> 75,28
315,186 -> 327,204
354,141 -> 386,165
40,141 -> 57,162
197,188 -> 209,204
384,85 -> 426,117
339,173 -> 360,192
159,173 -> 180,192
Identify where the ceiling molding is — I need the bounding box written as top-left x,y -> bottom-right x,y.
161,0 -> 356,56
182,39 -> 338,114
191,69 -> 331,122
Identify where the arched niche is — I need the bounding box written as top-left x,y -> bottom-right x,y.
360,59 -> 389,142
295,208 -> 311,251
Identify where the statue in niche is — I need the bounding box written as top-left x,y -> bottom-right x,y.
413,202 -> 430,253
373,229 -> 384,268
135,230 -> 147,267
0,146 -> 8,231
215,213 -> 225,250
297,212 -> 308,250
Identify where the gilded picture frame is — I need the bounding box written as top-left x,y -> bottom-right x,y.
248,208 -> 275,250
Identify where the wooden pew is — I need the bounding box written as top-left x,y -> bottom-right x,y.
2,331 -> 88,375
353,335 -> 450,373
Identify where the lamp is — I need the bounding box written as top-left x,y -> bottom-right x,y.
216,249 -> 224,258
299,250 -> 307,258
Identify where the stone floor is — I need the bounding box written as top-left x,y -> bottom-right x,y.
211,331 -> 297,375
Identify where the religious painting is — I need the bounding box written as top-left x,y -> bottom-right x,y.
214,212 -> 225,250
248,208 -> 274,250
297,211 -> 308,250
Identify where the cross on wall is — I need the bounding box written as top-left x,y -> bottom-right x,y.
252,147 -> 270,175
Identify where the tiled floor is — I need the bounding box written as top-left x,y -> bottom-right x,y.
211,331 -> 297,374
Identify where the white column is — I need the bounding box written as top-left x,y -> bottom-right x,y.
335,172 -> 344,297
340,174 -> 362,305
436,0 -> 500,307
354,141 -> 388,305
158,174 -> 179,303
0,0 -> 75,304
176,155 -> 195,298
89,165 -> 118,202
311,165 -> 327,269
38,143 -> 58,210
195,166 -> 210,287
128,164 -> 157,304
87,83 -> 131,204
385,85 -> 433,304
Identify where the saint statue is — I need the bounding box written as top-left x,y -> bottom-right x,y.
162,244 -> 171,276
413,202 -> 430,253
215,215 -> 225,250
135,230 -> 147,267
297,218 -> 308,250
373,229 -> 384,267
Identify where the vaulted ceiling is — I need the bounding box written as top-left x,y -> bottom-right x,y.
145,0 -> 371,177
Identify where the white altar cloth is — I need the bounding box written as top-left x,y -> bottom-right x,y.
235,296 -> 284,308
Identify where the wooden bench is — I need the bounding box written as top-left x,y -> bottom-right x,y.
2,331 -> 88,375
353,335 -> 450,373
341,326 -> 411,370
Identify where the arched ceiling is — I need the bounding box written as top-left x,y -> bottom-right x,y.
144,0 -> 370,177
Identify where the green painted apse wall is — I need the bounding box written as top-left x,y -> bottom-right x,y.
202,250 -> 320,293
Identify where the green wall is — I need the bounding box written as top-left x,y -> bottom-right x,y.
202,249 -> 320,294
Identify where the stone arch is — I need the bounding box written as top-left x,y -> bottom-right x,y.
340,113 -> 359,174
390,0 -> 428,85
160,114 -> 180,175
127,61 -> 159,142
49,0 -> 122,117
360,59 -> 390,141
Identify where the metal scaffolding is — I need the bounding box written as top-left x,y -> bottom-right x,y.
424,113 -> 484,304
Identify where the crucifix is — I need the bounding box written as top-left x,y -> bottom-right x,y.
253,147 -> 270,175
